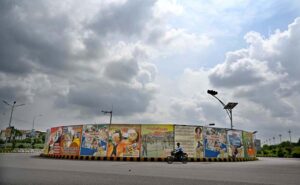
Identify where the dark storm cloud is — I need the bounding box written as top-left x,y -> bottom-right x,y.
55,80 -> 154,117
104,58 -> 139,82
89,0 -> 156,36
0,0 -> 77,76
0,0 -> 159,120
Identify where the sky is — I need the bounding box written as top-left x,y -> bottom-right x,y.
0,0 -> 300,144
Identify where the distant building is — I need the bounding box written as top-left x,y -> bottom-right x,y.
255,139 -> 261,151
0,130 -> 6,140
0,129 -> 44,141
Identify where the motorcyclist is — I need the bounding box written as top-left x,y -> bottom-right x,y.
175,142 -> 184,160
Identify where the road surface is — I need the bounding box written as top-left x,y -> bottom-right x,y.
1,153 -> 299,185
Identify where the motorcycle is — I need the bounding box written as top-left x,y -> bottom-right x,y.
166,150 -> 188,164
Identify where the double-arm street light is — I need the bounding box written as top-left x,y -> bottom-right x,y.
2,100 -> 25,128
102,110 -> 112,125
207,90 -> 238,130
2,100 -> 25,148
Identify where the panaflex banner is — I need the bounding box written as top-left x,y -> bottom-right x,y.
80,124 -> 108,156
61,125 -> 83,156
227,130 -> 244,158
141,125 -> 174,158
43,129 -> 50,154
243,131 -> 255,158
44,124 -> 256,159
175,125 -> 204,158
47,127 -> 63,155
107,125 -> 141,157
204,127 -> 228,158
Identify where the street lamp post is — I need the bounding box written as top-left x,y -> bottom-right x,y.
207,90 -> 238,129
31,114 -> 43,149
279,134 -> 282,143
102,110 -> 112,125
2,100 -> 25,128
288,130 -> 292,143
2,100 -> 25,147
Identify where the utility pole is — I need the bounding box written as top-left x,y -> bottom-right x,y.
279,134 -> 282,143
102,110 -> 113,125
31,114 -> 42,149
207,90 -> 238,129
2,100 -> 25,147
288,130 -> 292,143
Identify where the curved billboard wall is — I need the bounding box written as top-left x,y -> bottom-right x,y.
43,124 -> 255,159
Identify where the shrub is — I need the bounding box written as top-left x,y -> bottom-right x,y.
292,153 -> 300,158
277,148 -> 284,157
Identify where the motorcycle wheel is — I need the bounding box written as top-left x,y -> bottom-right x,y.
166,156 -> 174,164
182,156 -> 188,164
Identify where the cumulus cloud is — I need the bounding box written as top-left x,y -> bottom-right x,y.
160,17 -> 300,142
205,17 -> 300,141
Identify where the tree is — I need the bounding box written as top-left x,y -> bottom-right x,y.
297,138 -> 300,146
14,129 -> 23,140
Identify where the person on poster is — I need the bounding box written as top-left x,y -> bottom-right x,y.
142,135 -> 148,157
195,127 -> 202,140
121,128 -> 139,156
54,128 -> 62,143
108,130 -> 122,157
196,141 -> 204,158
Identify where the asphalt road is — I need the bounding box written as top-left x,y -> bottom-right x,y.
0,153 -> 299,185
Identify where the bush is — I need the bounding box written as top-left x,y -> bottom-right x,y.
277,148 -> 284,157
292,153 -> 300,158
0,139 -> 5,144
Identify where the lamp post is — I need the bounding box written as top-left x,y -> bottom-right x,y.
102,110 -> 112,125
2,100 -> 25,147
31,114 -> 43,149
288,130 -> 292,143
279,134 -> 282,143
2,100 -> 25,128
207,90 -> 238,129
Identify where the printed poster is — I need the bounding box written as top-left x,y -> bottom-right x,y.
107,125 -> 141,157
43,129 -> 50,154
141,125 -> 174,157
175,125 -> 204,158
227,130 -> 244,158
48,127 -> 63,155
194,126 -> 204,158
204,127 -> 228,158
61,125 -> 82,156
80,124 -> 108,156
243,131 -> 255,158
174,125 -> 194,158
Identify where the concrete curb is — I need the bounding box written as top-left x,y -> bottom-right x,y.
40,154 -> 258,162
